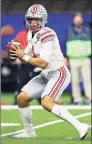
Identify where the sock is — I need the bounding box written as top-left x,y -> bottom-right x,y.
51,104 -> 81,131
19,106 -> 34,133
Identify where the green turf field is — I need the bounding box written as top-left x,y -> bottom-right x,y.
1,108 -> 91,144
1,93 -> 91,144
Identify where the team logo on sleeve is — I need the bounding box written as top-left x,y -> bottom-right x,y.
36,33 -> 41,41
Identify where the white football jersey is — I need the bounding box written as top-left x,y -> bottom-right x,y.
24,27 -> 65,72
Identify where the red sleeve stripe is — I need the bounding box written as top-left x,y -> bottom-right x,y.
41,30 -> 51,36
41,34 -> 55,41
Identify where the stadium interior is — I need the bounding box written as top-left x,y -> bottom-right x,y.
1,0 -> 91,144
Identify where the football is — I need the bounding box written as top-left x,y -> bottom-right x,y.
7,39 -> 21,61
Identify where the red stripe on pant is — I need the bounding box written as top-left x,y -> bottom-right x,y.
50,67 -> 65,98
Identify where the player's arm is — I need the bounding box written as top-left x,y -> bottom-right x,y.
26,41 -> 52,68
25,29 -> 54,68
9,41 -> 53,69
27,57 -> 48,69
20,29 -> 54,68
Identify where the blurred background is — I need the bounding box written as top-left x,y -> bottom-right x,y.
1,0 -> 91,105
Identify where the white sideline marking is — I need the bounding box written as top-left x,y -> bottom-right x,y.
1,123 -> 21,127
1,112 -> 91,137
65,137 -> 75,140
1,105 -> 91,110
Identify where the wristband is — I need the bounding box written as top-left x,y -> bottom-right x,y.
22,55 -> 30,62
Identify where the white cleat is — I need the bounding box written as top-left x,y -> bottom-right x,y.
12,130 -> 37,138
79,123 -> 89,140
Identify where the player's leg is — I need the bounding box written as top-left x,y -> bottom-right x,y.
12,74 -> 47,138
81,58 -> 91,104
13,64 -> 41,105
41,66 -> 89,140
15,91 -> 36,138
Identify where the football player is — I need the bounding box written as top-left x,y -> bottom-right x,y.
7,4 -> 89,139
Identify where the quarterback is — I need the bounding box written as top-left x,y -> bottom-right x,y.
7,4 -> 89,139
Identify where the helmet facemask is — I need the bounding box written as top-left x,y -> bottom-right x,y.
25,18 -> 42,32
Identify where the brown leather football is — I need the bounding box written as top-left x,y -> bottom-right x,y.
7,39 -> 21,61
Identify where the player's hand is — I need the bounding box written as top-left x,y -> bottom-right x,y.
9,45 -> 24,59
7,42 -> 16,60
